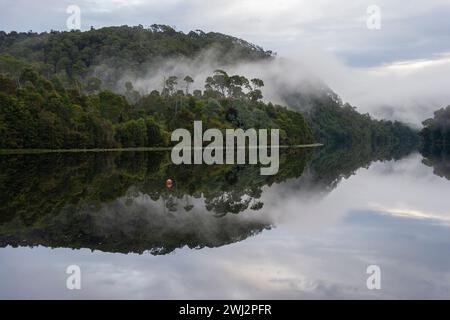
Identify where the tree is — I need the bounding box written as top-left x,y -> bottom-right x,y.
421,105 -> 450,154
211,69 -> 229,97
251,78 -> 264,89
145,117 -> 164,146
204,99 -> 222,118
193,89 -> 202,98
19,67 -> 39,87
125,81 -> 134,92
124,81 -> 140,103
85,77 -> 102,94
248,89 -> 263,102
183,75 -> 194,95
0,74 -> 16,95
97,91 -> 130,123
229,75 -> 250,99
165,76 -> 178,95
115,119 -> 147,147
248,78 -> 264,101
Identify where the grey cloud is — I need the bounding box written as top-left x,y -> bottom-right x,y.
1,0 -> 450,66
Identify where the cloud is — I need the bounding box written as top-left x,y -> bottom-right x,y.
279,49 -> 450,125
1,0 -> 450,66
102,45 -> 450,126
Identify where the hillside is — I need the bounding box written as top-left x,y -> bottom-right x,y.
0,68 -> 313,149
0,25 -> 419,150
0,25 -> 274,85
282,88 -> 419,147
421,105 -> 450,154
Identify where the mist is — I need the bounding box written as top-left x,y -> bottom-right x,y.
101,46 -> 450,127
290,48 -> 450,127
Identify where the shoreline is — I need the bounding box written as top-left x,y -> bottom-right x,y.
0,143 -> 324,155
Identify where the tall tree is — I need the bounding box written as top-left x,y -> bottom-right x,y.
183,75 -> 194,95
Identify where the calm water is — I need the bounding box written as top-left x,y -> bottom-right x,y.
1,146 -> 450,299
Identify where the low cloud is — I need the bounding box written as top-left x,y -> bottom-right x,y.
103,46 -> 450,126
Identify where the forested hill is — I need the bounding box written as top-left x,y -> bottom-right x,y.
0,69 -> 314,149
0,25 -> 274,82
0,25 -> 419,150
281,87 -> 419,147
421,105 -> 450,154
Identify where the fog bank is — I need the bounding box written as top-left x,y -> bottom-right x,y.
108,47 -> 450,127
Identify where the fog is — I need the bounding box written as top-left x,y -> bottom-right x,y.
101,46 -> 450,127
290,48 -> 450,127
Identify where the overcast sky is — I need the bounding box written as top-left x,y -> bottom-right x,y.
1,0 -> 449,67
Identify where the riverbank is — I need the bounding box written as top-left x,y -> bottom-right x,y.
0,144 -> 324,155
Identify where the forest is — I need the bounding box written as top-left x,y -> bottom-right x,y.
0,25 -> 420,150
0,68 -> 313,149
0,25 -> 273,86
420,105 -> 450,155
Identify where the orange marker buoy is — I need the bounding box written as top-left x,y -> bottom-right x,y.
166,179 -> 173,188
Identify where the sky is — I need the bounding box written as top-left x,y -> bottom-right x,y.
1,0 -> 450,123
1,0 -> 450,67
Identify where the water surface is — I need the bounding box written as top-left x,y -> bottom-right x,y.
1,146 -> 450,299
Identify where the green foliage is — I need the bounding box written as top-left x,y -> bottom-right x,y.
420,105 -> 450,155
204,70 -> 264,101
0,26 -> 418,151
84,77 -> 102,94
183,75 -> 194,94
0,26 -> 274,88
306,98 -> 419,148
96,90 -> 130,123
422,152 -> 450,180
0,54 -> 35,78
0,70 -> 117,148
0,69 -> 314,149
115,118 -> 147,147
204,98 -> 222,118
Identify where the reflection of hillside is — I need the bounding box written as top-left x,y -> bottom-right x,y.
0,148 -> 311,254
0,196 -> 272,255
422,152 -> 450,181
302,142 -> 417,193
0,143 -> 419,254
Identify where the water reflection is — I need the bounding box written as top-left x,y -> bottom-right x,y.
0,148 -> 311,254
422,152 -> 450,181
1,144 -> 450,298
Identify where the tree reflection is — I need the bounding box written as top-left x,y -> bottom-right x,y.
0,148 -> 310,254
421,150 -> 450,181
0,142 -> 424,255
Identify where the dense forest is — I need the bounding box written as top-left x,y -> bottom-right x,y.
0,68 -> 313,149
0,25 -> 420,150
281,87 -> 419,148
0,25 -> 274,88
420,105 -> 450,155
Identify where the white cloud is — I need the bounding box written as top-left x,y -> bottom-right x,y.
2,0 -> 450,65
